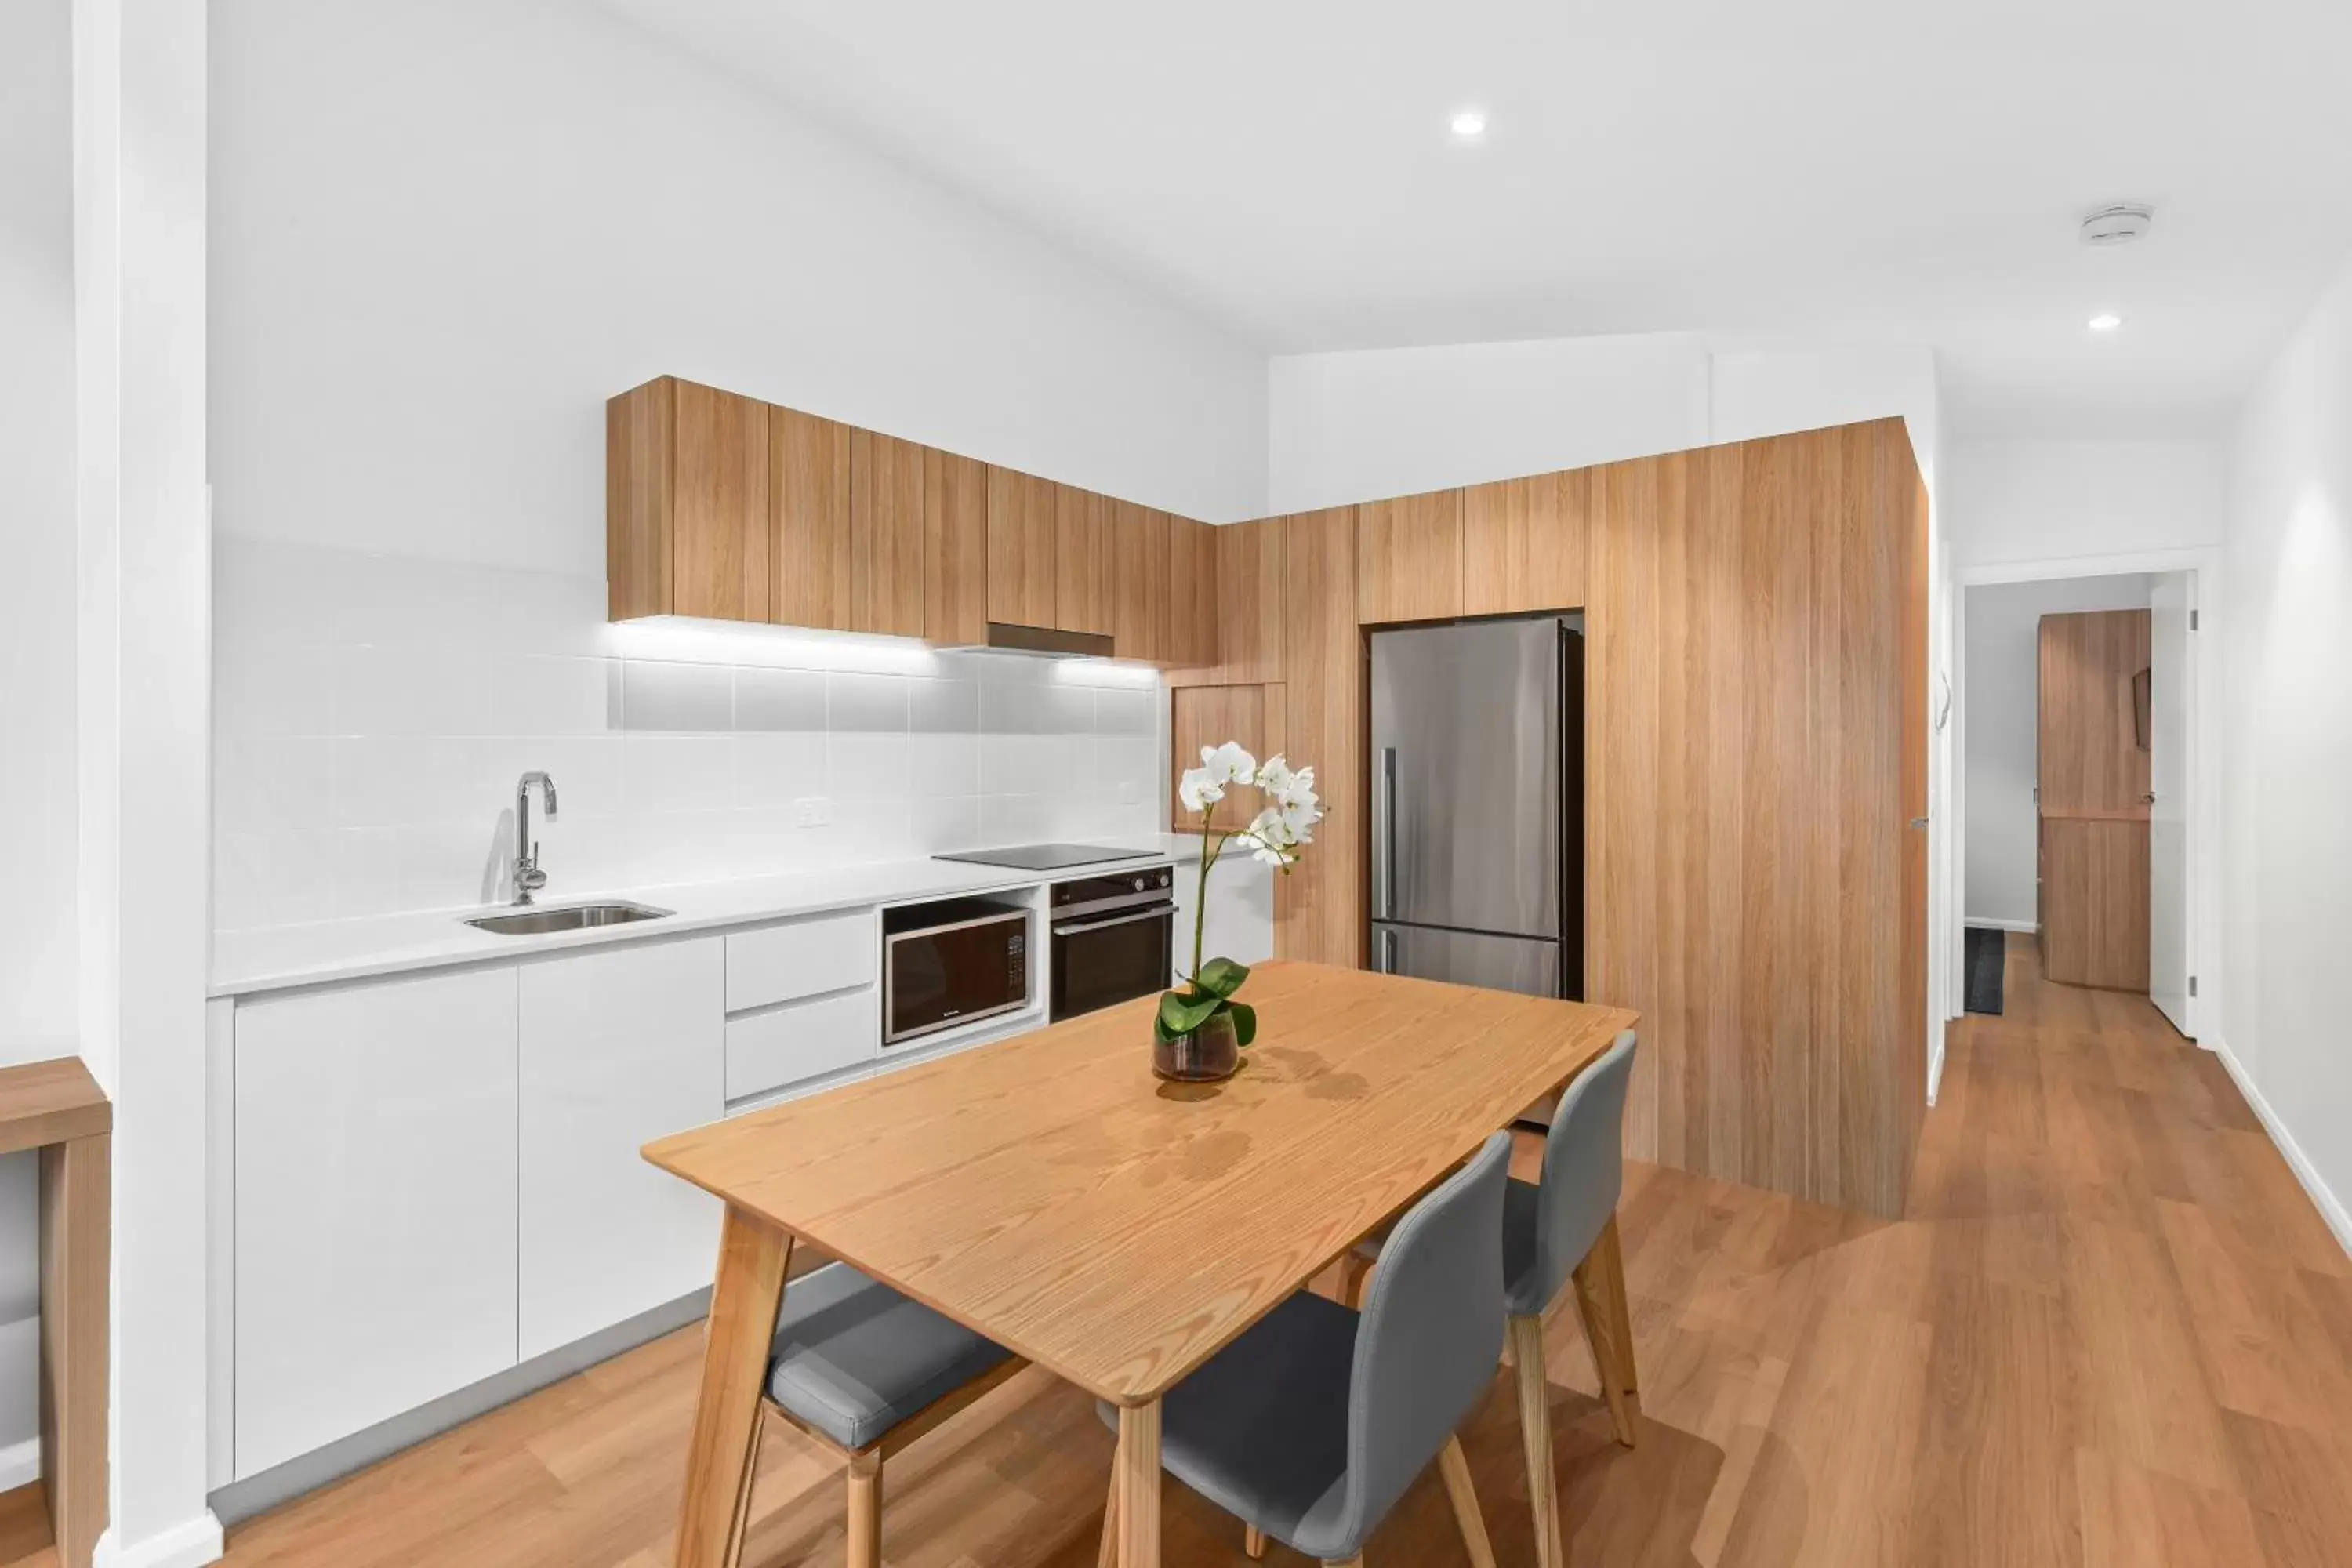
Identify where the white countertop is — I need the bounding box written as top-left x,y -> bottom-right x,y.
212,834 -> 1214,997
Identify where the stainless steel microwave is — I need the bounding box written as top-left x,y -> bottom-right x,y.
881,897 -> 1030,1047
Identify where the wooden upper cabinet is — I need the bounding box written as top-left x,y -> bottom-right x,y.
608,377 -> 771,622
1167,517 -> 1222,671
768,403 -> 853,631
1463,468 -> 1588,615
985,466 -> 1058,628
1218,519 -> 1287,683
1358,488 -> 1464,624
848,429 -> 927,638
1054,484 -> 1117,635
924,448 -> 989,646
1112,502 -> 1171,662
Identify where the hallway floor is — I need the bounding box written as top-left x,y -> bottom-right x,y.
210,935 -> 2352,1567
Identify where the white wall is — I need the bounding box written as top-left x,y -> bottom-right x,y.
1265,333 -> 1940,514
0,0 -> 77,1482
2220,245 -> 2352,1250
209,0 -> 1268,579
1945,437 -> 2224,570
1960,575 -> 2151,928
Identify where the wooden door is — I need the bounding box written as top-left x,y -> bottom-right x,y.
985,466 -> 1057,627
848,429 -> 927,637
1054,484 -> 1116,634
770,403 -> 852,630
1112,502 -> 1171,662
2038,608 -> 2152,989
1277,506 -> 1363,967
924,448 -> 989,645
1358,488 -> 1464,623
1463,469 -> 1587,615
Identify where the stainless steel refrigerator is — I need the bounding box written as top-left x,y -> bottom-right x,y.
1368,615 -> 1583,999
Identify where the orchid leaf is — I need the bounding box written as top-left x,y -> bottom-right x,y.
1228,1001 -> 1257,1047
1158,989 -> 1224,1036
1195,956 -> 1251,999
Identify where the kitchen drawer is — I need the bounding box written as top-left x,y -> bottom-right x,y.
724,908 -> 878,1013
725,985 -> 879,1101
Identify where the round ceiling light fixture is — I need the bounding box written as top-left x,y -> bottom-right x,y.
1450,108 -> 1488,140
2080,204 -> 2154,246
2088,312 -> 2124,332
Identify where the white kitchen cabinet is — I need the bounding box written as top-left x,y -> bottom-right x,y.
725,985 -> 880,1102
233,967 -> 521,1478
518,936 -> 724,1360
1169,853 -> 1275,983
724,907 -> 877,1012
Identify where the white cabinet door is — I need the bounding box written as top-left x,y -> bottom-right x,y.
1170,854 -> 1275,983
724,909 -> 877,1012
234,967 -> 521,1478
518,937 -> 724,1360
724,985 -> 880,1101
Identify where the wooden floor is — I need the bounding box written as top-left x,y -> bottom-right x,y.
210,935 -> 2351,1567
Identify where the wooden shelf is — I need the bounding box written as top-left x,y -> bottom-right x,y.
0,1055 -> 108,1158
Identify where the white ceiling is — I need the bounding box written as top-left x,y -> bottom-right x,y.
601,0 -> 2352,437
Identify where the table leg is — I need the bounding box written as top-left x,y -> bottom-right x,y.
1113,1399 -> 1162,1568
674,1206 -> 793,1568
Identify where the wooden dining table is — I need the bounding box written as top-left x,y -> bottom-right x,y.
643,960 -> 1639,1568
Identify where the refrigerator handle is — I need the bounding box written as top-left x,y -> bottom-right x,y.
1377,927 -> 1399,975
1379,746 -> 1398,919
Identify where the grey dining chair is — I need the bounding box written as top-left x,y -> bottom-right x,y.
1340,1028 -> 1639,1568
1095,1131 -> 1515,1568
735,1260 -> 1025,1568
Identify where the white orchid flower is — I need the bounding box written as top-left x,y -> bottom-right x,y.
1200,741 -> 1258,786
1256,754 -> 1297,795
1242,807 -> 1298,866
1178,765 -> 1225,814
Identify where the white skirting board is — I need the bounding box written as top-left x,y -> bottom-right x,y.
2212,1036 -> 2352,1262
93,1512 -> 227,1568
0,1435 -> 37,1494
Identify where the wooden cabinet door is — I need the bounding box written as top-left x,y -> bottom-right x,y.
1279,506 -> 1363,967
985,466 -> 1057,627
1170,683 -> 1286,831
1464,469 -> 1587,615
233,968 -> 521,1477
518,938 -> 724,1360
1054,483 -> 1117,634
849,429 -> 927,637
770,402 -> 852,630
924,448 -> 989,644
1171,517 -> 1282,684
1167,516 -> 1223,670
1359,489 -> 1464,623
1113,501 -> 1171,662
607,378 -> 769,622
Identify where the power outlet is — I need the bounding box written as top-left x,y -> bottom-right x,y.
793,797 -> 832,828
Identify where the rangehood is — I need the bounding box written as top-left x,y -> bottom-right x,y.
946,621 -> 1117,660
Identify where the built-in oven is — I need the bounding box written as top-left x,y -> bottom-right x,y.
1049,865 -> 1177,1022
882,897 -> 1030,1047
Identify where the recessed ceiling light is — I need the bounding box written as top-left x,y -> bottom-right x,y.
2088,313 -> 2123,332
1450,109 -> 1488,140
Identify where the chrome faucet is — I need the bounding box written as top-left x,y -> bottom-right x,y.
514,771 -> 559,906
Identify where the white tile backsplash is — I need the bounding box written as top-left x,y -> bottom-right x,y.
212,537 -> 1171,930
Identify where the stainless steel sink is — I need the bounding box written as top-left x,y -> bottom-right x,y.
463,900 -> 673,936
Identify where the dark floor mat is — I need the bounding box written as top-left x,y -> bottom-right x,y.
1963,927 -> 2006,1015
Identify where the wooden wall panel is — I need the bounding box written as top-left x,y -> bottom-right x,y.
848,429 -> 927,638
985,466 -> 1058,628
1276,507 -> 1363,967
768,403 -> 850,631
1586,419 -> 1925,1218
924,448 -> 989,646
1358,489 -> 1464,624
1464,468 -> 1588,615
